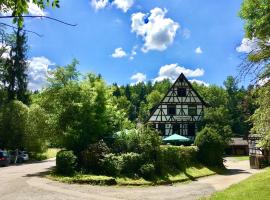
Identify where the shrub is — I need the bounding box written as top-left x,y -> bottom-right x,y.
120,152 -> 143,175
56,150 -> 77,175
140,163 -> 155,180
194,127 -> 225,167
80,140 -> 110,173
113,126 -> 162,158
156,145 -> 198,174
100,153 -> 122,176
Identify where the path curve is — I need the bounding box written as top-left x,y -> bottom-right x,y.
0,158 -> 261,200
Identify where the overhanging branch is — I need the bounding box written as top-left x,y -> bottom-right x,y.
0,23 -> 42,37
0,15 -> 77,27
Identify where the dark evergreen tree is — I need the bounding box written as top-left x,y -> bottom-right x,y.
3,26 -> 29,104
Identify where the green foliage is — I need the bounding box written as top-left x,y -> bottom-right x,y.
156,145 -> 198,174
239,0 -> 270,79
80,140 -> 110,172
25,104 -> 49,153
56,150 -> 77,175
0,100 -> 28,149
195,127 -> 225,167
0,0 -> 60,27
33,60 -> 128,153
101,153 -> 122,176
251,84 -> 270,149
113,126 -> 162,156
120,152 -> 143,175
139,163 -> 155,180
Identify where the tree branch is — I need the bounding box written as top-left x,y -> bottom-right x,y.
0,23 -> 42,37
0,15 -> 77,27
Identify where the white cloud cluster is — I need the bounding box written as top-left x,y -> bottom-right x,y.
189,79 -> 209,86
131,7 -> 179,52
111,46 -> 137,60
27,56 -> 54,91
91,0 -> 134,12
236,38 -> 259,53
1,1 -> 47,16
195,46 -> 202,54
153,63 -> 204,82
0,43 -> 11,59
112,47 -> 127,58
130,72 -> 146,84
27,1 -> 47,16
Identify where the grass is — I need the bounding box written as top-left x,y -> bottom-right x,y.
48,164 -> 218,186
30,148 -> 60,161
228,156 -> 249,162
205,167 -> 270,200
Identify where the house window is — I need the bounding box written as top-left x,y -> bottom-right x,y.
167,105 -> 176,115
177,88 -> 186,97
172,124 -> 179,134
188,105 -> 197,116
187,123 -> 195,136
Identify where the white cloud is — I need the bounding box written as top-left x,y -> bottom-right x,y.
113,0 -> 134,12
154,63 -> 204,82
0,43 -> 11,59
189,79 -> 209,86
112,47 -> 127,58
236,38 -> 259,53
27,56 -> 54,91
91,0 -> 109,10
131,7 -> 179,52
1,1 -> 47,16
195,46 -> 202,54
131,72 -> 146,84
129,45 -> 137,60
91,0 -> 134,12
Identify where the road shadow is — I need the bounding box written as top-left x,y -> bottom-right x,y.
23,166 -> 55,178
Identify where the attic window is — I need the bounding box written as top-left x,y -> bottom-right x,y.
177,88 -> 186,97
167,105 -> 176,115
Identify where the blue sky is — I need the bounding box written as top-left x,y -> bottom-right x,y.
2,0 -> 251,90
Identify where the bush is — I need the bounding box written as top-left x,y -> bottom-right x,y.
56,150 -> 77,175
80,140 -> 110,173
101,153 -> 122,176
194,127 -> 225,167
113,126 -> 161,158
140,163 -> 155,180
120,152 -> 143,175
156,145 -> 198,174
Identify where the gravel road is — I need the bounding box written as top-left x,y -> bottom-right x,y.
0,157 -> 261,200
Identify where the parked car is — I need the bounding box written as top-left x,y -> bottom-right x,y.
0,150 -> 10,167
9,150 -> 29,163
20,151 -> 29,161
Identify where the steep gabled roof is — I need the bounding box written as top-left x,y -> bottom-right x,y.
146,73 -> 206,123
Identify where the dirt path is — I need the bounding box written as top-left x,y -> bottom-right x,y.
0,158 -> 261,200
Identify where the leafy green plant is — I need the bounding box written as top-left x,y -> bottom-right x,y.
195,127 -> 225,167
56,150 -> 77,175
140,163 -> 155,180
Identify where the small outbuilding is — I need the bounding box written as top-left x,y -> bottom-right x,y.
225,137 -> 248,155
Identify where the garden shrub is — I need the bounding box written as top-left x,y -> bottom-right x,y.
100,153 -> 122,176
156,145 -> 198,174
80,140 -> 110,173
194,127 -> 225,167
56,150 -> 77,175
139,163 -> 155,180
71,175 -> 117,185
120,152 -> 143,175
113,126 -> 161,157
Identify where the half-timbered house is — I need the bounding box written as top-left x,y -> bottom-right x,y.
147,73 -> 206,141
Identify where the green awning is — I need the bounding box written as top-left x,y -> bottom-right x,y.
163,134 -> 190,142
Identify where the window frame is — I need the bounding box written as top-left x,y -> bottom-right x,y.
177,87 -> 187,97
188,104 -> 197,116
167,105 -> 176,115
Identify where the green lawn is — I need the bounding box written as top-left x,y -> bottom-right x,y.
48,164 -> 218,186
206,168 -> 270,200
228,156 -> 249,162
